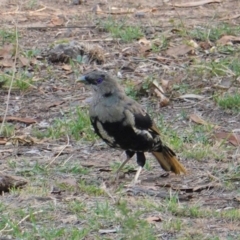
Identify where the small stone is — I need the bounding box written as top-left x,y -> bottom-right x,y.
72,0 -> 81,5
134,12 -> 145,18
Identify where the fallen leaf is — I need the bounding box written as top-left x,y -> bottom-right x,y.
188,39 -> 199,48
50,16 -> 64,26
152,80 -> 170,107
46,101 -> 65,108
0,137 -> 7,145
7,135 -> 36,146
0,116 -> 37,124
161,79 -> 170,91
234,197 -> 240,202
217,35 -> 240,45
62,64 -> 72,71
138,37 -> 151,46
199,41 -> 212,50
214,131 -> 240,146
18,56 -> 29,66
189,114 -> 208,125
166,44 -> 194,57
0,59 -> 14,67
138,37 -> 152,54
168,0 -> 221,7
0,44 -> 13,59
146,216 -> 162,223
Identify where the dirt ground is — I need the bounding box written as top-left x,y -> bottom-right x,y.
0,0 -> 240,239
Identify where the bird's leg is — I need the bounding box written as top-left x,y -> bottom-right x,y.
133,166 -> 143,184
115,150 -> 135,181
132,152 -> 146,184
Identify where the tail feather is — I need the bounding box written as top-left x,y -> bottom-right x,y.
152,146 -> 186,174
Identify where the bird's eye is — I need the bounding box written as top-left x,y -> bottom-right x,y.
97,78 -> 103,84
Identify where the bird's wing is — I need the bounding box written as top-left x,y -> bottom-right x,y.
124,100 -> 161,136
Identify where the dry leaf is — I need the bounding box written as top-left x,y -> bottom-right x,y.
7,135 -> 36,146
166,44 -> 194,57
154,89 -> 169,107
50,16 -> 64,26
0,137 -> 7,145
138,37 -> 151,46
152,80 -> 170,107
189,114 -> 208,125
188,39 -> 199,48
199,41 -> 212,50
19,56 -> 29,66
62,64 -> 72,71
0,116 -> 37,124
46,101 -> 65,108
161,79 -> 169,91
217,35 -> 240,45
168,0 -> 221,7
0,59 -> 14,67
190,114 -> 220,129
0,44 -> 13,59
146,216 -> 162,223
214,131 -> 240,146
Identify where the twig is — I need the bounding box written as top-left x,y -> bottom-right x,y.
25,25 -> 96,30
61,154 -> 74,167
46,135 -> 70,167
173,96 -> 214,109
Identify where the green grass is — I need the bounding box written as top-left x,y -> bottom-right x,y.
187,23 -> 240,42
0,71 -> 34,91
99,18 -> 144,42
192,57 -> 240,79
0,29 -> 17,44
0,123 -> 15,137
217,93 -> 240,111
32,107 -> 96,141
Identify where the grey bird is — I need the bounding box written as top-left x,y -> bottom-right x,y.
78,70 -> 186,183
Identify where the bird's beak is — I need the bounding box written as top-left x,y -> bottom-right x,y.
77,75 -> 86,82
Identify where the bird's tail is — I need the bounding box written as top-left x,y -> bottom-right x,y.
152,146 -> 186,174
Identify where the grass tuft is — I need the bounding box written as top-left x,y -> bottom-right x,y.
217,93 -> 240,111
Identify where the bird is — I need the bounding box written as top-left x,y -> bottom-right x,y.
78,70 -> 186,183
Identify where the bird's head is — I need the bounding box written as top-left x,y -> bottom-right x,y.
77,71 -> 121,96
